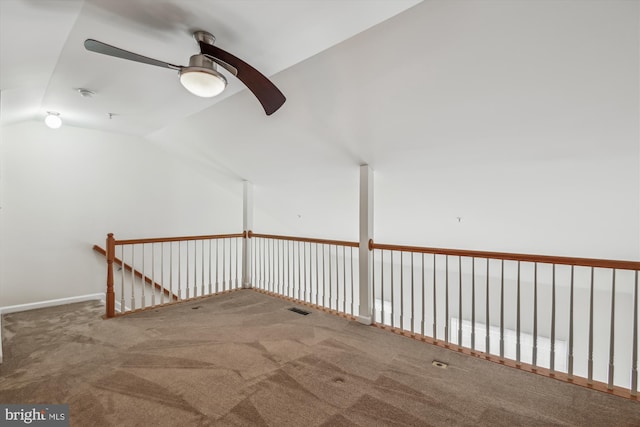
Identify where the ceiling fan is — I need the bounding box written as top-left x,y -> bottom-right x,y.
84,31 -> 286,115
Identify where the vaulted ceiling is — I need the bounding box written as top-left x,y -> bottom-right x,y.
0,0 -> 421,135
1,0 -> 637,255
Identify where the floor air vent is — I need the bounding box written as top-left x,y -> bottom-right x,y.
288,307 -> 311,316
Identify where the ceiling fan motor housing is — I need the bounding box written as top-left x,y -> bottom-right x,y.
187,54 -> 217,70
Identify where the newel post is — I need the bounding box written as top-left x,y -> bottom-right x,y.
106,233 -> 116,318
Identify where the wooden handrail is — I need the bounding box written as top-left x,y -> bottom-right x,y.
93,245 -> 179,301
115,232 -> 245,245
369,240 -> 640,271
249,231 -> 358,248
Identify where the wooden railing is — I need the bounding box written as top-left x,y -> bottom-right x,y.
369,239 -> 640,399
248,232 -> 359,318
93,245 -> 179,301
100,230 -> 639,399
104,232 -> 245,318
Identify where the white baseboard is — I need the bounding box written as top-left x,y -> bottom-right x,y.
0,293 -> 105,364
0,293 -> 105,315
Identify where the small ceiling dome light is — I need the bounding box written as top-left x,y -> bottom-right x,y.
44,112 -> 62,129
179,54 -> 226,97
76,88 -> 95,98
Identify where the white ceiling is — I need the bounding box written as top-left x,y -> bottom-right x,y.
1,0 -> 637,256
0,0 -> 421,135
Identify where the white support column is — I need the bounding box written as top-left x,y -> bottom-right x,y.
242,181 -> 253,288
358,164 -> 374,325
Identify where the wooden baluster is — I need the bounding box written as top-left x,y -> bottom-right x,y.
151,243 -> 156,307
485,259 -> 490,355
141,244 -> 146,308
170,243 -> 174,301
214,239 -> 219,292
269,238 -> 273,293
120,246 -> 126,312
588,267 -> 594,384
551,264 -> 556,372
161,243 -> 165,305
287,240 -> 291,297
342,246 -> 347,313
178,242 -> 182,299
568,265 -> 574,378
321,244 -> 327,307
400,251 -> 404,330
421,253 -> 425,337
516,261 -> 521,364
328,244 -> 332,309
533,263 -> 538,368
190,241 -> 195,297
371,248 -> 376,322
343,246 -> 347,314
381,250 -> 385,325
278,240 -> 287,295
131,245 -> 136,310
316,244 -> 321,306
411,253 -> 415,335
208,239 -> 212,294
335,244 -> 339,310
458,256 -> 463,346
298,241 -> 302,300
230,238 -> 234,291
222,239 -> 226,291
391,251 -> 394,328
235,237 -> 239,289
500,260 -> 505,359
308,243 -> 313,303
259,237 -> 263,291
608,269 -> 616,390
433,254 -> 437,339
273,238 -> 277,293
202,240 -> 206,295
632,270 -> 638,396
351,246 -> 355,316
445,255 -> 449,344
471,257 -> 476,351
185,241 -> 189,299
250,237 -> 255,288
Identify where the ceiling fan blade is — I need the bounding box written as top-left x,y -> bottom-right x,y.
198,42 -> 286,115
84,39 -> 181,71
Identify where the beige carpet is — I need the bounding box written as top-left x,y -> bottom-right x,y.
1,290 -> 639,426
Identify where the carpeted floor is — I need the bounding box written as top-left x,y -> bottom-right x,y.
1,290 -> 639,426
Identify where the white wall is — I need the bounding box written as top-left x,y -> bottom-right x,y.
374,154 -> 638,259
364,0 -> 639,260
1,0 -> 637,319
0,121 -> 243,307
147,0 -> 639,261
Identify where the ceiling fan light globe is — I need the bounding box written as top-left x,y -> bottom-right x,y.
179,68 -> 226,98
